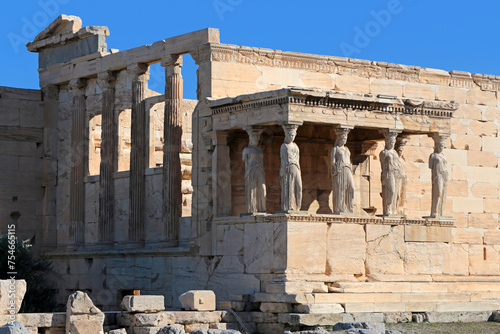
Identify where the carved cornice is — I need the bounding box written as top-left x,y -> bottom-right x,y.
210,89 -> 458,119
212,96 -> 289,115
472,73 -> 500,92
195,44 -> 492,89
449,71 -> 475,89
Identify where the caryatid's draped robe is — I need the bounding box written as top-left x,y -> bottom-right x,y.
380,147 -> 402,215
242,145 -> 266,213
429,151 -> 448,217
331,145 -> 354,213
280,142 -> 302,211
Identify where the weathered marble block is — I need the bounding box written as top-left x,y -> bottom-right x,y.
121,295 -> 165,313
0,280 -> 26,315
179,290 -> 216,311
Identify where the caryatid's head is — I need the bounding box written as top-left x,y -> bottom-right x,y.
382,130 -> 398,150
433,134 -> 447,153
283,124 -> 299,144
335,128 -> 350,146
247,128 -> 263,146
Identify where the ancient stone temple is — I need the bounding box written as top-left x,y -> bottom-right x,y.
1,14 -> 500,330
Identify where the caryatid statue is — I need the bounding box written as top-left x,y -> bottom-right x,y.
280,124 -> 302,211
379,130 -> 403,216
331,126 -> 354,214
242,128 -> 266,213
429,133 -> 449,218
395,136 -> 409,216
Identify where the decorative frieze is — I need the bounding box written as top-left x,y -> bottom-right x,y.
449,70 -> 476,89
472,73 -> 500,92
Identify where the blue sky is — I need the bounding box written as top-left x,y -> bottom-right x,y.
1,0 -> 499,99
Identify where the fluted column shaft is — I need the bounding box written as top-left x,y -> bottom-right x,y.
128,64 -> 149,242
69,79 -> 86,245
211,131 -> 232,216
162,55 -> 183,241
98,72 -> 116,243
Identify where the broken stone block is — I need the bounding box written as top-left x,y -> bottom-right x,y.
0,280 -> 27,314
190,330 -> 241,334
283,328 -> 329,334
179,290 -> 216,311
157,325 -> 185,334
65,291 -> 104,334
108,329 -> 127,334
121,295 -> 165,313
0,321 -> 29,334
293,303 -> 344,314
332,322 -> 385,334
490,311 -> 500,322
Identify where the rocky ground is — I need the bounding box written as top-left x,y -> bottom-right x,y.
385,322 -> 500,334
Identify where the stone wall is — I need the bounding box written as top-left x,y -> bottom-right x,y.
0,87 -> 44,251
192,42 -> 500,281
4,17 -> 499,315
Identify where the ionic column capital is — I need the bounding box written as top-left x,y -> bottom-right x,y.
243,126 -> 264,138
41,84 -> 59,100
127,63 -> 149,82
69,78 -> 86,95
429,132 -> 451,140
334,124 -> 354,135
97,71 -> 117,90
161,54 -> 183,68
380,128 -> 402,138
279,121 -> 303,127
210,130 -> 230,146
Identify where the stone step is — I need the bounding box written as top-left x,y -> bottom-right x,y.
331,281 -> 500,293
315,292 -> 478,304
343,300 -> 500,313
253,290 -> 500,304
293,303 -> 344,314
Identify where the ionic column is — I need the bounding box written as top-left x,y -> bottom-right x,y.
128,64 -> 149,242
41,85 -> 59,247
98,71 -> 116,243
162,56 -> 183,240
69,79 -> 87,245
211,131 -> 232,217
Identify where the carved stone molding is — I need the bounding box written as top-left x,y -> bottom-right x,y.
193,43 -> 489,88
211,89 -> 458,119
257,214 -> 455,226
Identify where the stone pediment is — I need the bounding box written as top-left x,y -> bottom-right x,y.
27,15 -> 110,68
32,15 -> 82,43
27,15 -> 109,54
209,88 -> 458,134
